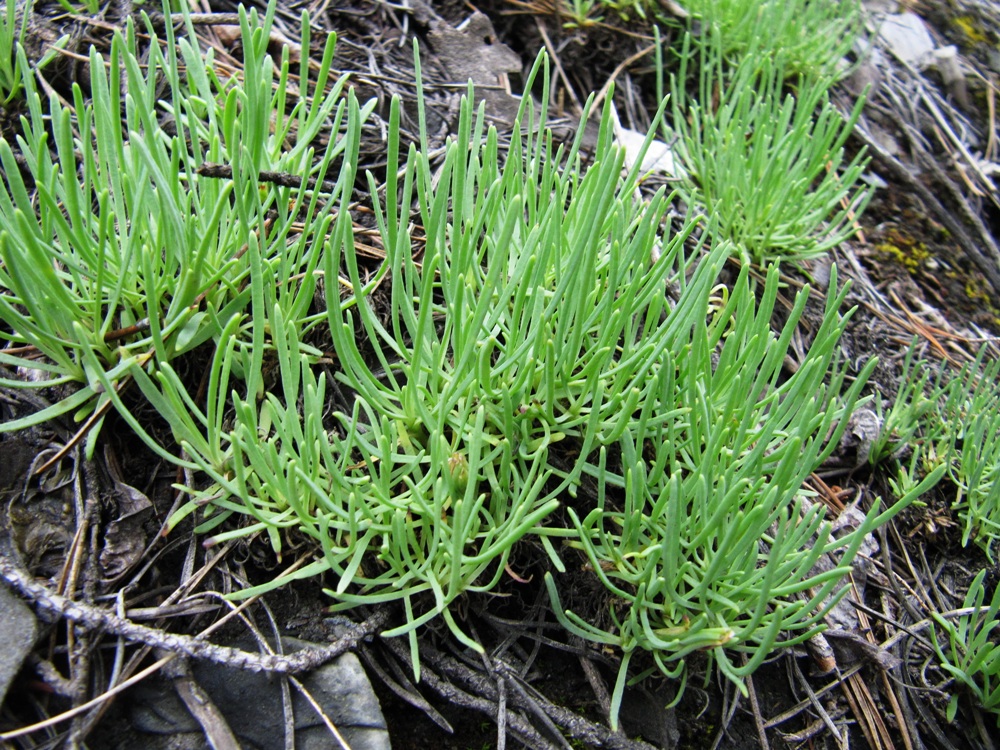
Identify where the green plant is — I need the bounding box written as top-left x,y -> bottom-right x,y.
0,0 -> 915,728
935,349 -> 1000,554
158,51 -> 725,652
665,30 -> 871,265
542,263 -> 943,727
562,0 -> 604,28
930,569 -> 1000,725
873,343 -> 1000,557
680,0 -> 863,82
54,0 -> 101,16
0,2 -> 360,456
505,0 -> 604,30
870,341 -> 942,466
0,0 -> 24,102
147,45 -> 919,726
0,0 -> 66,104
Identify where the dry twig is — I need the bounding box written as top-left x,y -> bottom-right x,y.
0,554 -> 388,673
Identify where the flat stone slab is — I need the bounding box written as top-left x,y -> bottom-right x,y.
0,584 -> 38,705
129,636 -> 390,750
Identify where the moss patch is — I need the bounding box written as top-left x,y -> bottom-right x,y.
875,227 -> 934,273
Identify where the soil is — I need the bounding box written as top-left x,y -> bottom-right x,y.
2,1 -> 1000,749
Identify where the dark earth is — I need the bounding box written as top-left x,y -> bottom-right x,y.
2,0 -> 1000,748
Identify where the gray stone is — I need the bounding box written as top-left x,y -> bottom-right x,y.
0,584 -> 38,704
130,636 -> 389,750
877,12 -> 936,70
428,12 -> 523,126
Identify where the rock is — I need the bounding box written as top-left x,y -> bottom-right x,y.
428,12 -> 523,126
843,45 -> 884,98
129,637 -> 389,750
0,584 -> 38,705
933,46 -> 970,108
842,407 -> 883,468
615,126 -> 684,178
877,12 -> 936,70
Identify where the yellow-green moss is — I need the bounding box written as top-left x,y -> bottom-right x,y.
876,228 -> 932,273
946,269 -> 1000,327
953,15 -> 991,46
964,276 -> 1000,322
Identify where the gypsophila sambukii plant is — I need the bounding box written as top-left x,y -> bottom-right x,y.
663,28 -> 871,265
0,0 -> 65,104
166,41 -> 931,723
679,0 -> 863,82
935,348 -> 1000,555
0,0 -> 364,462
0,0 -> 24,102
930,569 -> 1000,726
0,0 -> 925,723
870,340 -> 942,467
874,342 -> 1000,557
542,261 -> 943,727
181,51 -> 732,665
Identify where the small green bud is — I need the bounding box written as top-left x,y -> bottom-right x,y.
447,452 -> 469,492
